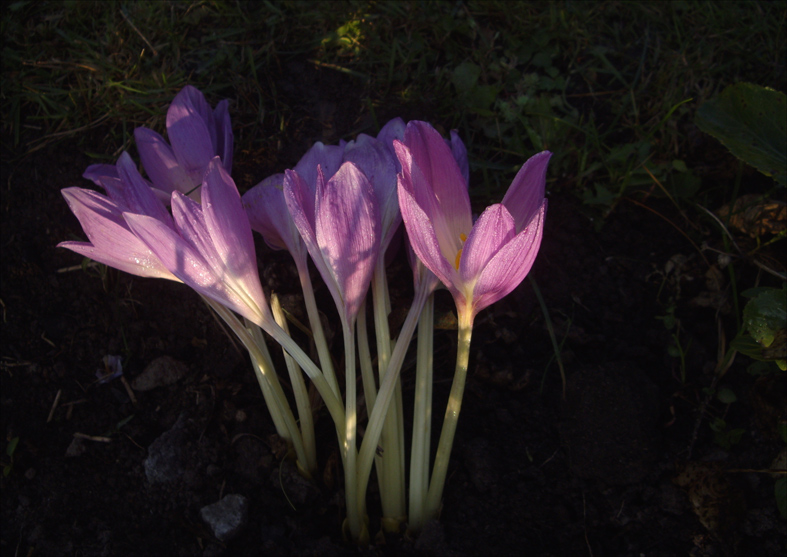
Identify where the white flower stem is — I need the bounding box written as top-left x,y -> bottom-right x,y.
371,262 -> 406,526
341,317 -> 365,543
243,317 -> 289,438
355,285 -> 429,526
356,298 -> 385,483
204,297 -> 310,472
297,259 -> 341,399
263,319 -> 346,437
424,311 -> 473,521
356,298 -> 379,413
407,292 -> 435,533
270,294 -> 317,475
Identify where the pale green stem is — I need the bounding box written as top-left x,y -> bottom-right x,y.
296,259 -> 341,399
240,314 -> 289,440
247,341 -> 290,438
340,316 -> 365,543
356,298 -> 385,482
407,292 -> 435,533
204,298 -> 310,471
371,262 -> 406,526
356,297 -> 379,415
263,319 -> 346,436
424,311 -> 473,521
356,285 -> 429,523
270,294 -> 317,475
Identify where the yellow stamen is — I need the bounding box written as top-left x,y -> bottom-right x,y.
454,234 -> 468,270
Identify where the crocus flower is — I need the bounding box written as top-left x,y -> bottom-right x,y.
134,85 -> 233,201
125,157 -> 271,327
343,118 -> 406,253
242,141 -> 345,262
284,161 -> 380,324
58,152 -> 179,281
395,121 -> 550,324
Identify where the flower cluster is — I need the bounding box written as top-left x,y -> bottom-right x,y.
59,86 -> 550,543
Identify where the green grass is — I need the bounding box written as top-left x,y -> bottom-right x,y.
2,0 -> 785,210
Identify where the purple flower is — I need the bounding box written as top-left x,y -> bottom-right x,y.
134,85 -> 233,201
59,152 -> 178,281
125,157 -> 271,327
343,118 -> 406,254
242,141 -> 345,265
395,121 -> 550,323
283,162 -> 381,324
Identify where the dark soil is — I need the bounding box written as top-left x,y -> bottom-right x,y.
2,62 -> 786,557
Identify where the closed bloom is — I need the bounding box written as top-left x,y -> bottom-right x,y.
284,162 -> 380,324
134,85 -> 233,201
343,118 -> 406,253
242,141 -> 345,265
395,121 -> 550,324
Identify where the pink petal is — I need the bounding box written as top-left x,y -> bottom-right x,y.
293,141 -> 345,190
58,240 -> 176,281
501,151 -> 551,231
171,191 -> 222,277
283,169 -> 318,252
166,86 -> 215,181
459,204 -> 516,284
242,174 -> 289,250
470,200 -> 547,316
115,152 -> 173,225
125,212 -> 265,327
134,127 -> 195,196
284,168 -> 344,315
396,165 -> 457,295
83,164 -> 119,188
402,121 -> 473,241
377,117 -> 406,158
394,140 -> 467,267
448,130 -> 469,185
343,134 -> 400,250
213,99 -> 233,172
315,162 -> 380,321
201,158 -> 267,308
59,188 -> 177,281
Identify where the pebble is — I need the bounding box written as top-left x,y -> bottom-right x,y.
200,494 -> 249,541
131,356 -> 188,391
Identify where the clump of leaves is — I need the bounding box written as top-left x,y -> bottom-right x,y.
732,286 -> 787,371
696,83 -> 787,187
3,436 -> 20,477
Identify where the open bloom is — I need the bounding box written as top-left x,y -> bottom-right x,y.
134,85 -> 233,202
125,157 -> 271,327
395,121 -> 550,324
58,152 -> 178,281
284,161 -> 380,324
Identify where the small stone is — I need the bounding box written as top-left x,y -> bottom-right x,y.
144,414 -> 190,484
200,494 -> 249,542
65,437 -> 86,457
131,356 -> 188,391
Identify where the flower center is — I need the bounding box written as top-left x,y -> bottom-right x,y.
454,233 -> 468,270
